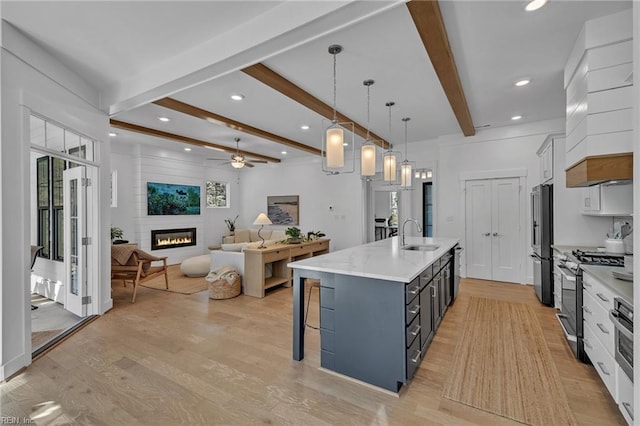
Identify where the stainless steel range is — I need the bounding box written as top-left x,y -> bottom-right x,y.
556,250 -> 624,362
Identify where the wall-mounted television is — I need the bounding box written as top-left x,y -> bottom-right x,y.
147,182 -> 201,215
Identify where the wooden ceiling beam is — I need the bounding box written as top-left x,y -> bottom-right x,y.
153,97 -> 322,156
109,119 -> 281,163
406,0 -> 475,136
242,63 -> 391,150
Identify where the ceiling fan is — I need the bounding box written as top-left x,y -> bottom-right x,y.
207,137 -> 267,169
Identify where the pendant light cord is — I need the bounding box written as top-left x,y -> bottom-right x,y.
404,119 -> 408,160
366,84 -> 371,141
332,53 -> 337,123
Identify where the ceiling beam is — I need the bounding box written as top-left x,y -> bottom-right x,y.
242,63 -> 391,150
109,119 -> 281,163
153,97 -> 322,156
406,0 -> 475,137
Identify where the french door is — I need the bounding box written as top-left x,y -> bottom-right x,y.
63,166 -> 88,317
465,178 -> 520,283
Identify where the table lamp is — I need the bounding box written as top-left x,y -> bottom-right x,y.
253,213 -> 273,249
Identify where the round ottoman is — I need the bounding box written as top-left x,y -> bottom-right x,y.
180,254 -> 211,277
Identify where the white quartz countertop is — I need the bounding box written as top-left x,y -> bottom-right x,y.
581,265 -> 633,305
288,237 -> 460,283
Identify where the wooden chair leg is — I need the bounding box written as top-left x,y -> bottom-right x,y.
132,264 -> 144,303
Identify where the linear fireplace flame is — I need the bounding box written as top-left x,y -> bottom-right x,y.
151,228 -> 196,250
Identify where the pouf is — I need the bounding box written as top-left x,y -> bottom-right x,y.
180,254 -> 211,277
206,265 -> 241,299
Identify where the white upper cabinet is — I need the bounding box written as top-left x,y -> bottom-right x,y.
537,135 -> 555,184
580,183 -> 633,216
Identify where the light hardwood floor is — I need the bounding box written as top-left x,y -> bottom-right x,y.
1,278 -> 625,425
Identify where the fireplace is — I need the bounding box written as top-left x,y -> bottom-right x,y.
151,228 -> 196,250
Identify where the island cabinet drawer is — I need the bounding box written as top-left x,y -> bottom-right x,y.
406,333 -> 421,380
320,286 -> 335,310
432,258 -> 441,272
584,322 -> 617,399
263,249 -> 289,263
406,315 -> 420,348
406,296 -> 420,325
582,290 -> 615,356
419,266 -> 433,288
582,271 -> 616,312
405,276 -> 420,304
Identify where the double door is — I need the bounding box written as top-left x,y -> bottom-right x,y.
465,178 -> 520,283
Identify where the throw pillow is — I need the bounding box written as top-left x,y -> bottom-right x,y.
221,242 -> 248,252
234,229 -> 250,243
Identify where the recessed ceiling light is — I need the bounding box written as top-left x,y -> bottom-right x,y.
158,116 -> 171,122
511,115 -> 523,121
230,94 -> 244,101
108,132 -> 117,137
281,151 -> 287,155
525,0 -> 547,12
515,79 -> 530,87
300,125 -> 310,130
184,147 -> 191,152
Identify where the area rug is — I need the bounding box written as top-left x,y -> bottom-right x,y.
442,297 -> 576,426
139,264 -> 208,294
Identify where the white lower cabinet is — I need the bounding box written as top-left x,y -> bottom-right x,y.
583,322 -> 617,399
616,365 -> 634,425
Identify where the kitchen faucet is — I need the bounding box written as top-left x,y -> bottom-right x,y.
401,218 -> 422,246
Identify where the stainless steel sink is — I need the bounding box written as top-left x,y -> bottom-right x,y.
402,244 -> 439,251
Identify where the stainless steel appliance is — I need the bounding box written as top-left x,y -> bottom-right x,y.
531,184 -> 553,306
453,245 -> 463,302
556,250 -> 624,362
610,297 -> 633,382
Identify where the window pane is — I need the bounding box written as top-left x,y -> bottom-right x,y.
37,157 -> 50,208
45,121 -> 65,152
52,157 -> 65,207
54,208 -> 64,261
38,209 -> 50,259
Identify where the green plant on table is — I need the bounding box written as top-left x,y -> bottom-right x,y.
111,226 -> 123,241
224,215 -> 239,232
307,230 -> 326,240
285,226 -> 302,242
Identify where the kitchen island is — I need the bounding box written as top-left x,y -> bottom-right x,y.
288,236 -> 460,392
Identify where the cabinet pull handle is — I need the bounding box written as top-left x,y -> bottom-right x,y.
432,287 -> 438,298
493,232 -> 500,237
583,338 -> 593,349
596,323 -> 610,335
583,306 -> 592,315
596,361 -> 611,376
410,350 -> 422,363
622,402 -> 634,420
596,293 -> 609,302
410,324 -> 421,336
407,285 -> 419,295
409,305 -> 420,315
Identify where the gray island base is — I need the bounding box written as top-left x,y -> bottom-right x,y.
289,237 -> 460,392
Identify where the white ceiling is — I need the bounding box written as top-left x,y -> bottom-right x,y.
1,0 -> 632,164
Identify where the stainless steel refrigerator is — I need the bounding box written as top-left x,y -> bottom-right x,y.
531,184 -> 553,306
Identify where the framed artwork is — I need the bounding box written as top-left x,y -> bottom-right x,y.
147,182 -> 201,215
206,181 -> 229,208
267,195 -> 299,225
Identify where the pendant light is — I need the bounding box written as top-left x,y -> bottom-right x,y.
361,79 -> 378,178
400,117 -> 415,189
322,44 -> 355,174
382,102 -> 399,182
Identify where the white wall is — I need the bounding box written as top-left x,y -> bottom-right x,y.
110,141 -> 242,265
1,24 -> 110,379
239,157 -> 364,252
552,137 -> 612,246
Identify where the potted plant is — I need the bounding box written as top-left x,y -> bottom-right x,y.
111,226 -> 126,244
285,226 -> 302,244
224,215 -> 239,235
307,230 -> 326,241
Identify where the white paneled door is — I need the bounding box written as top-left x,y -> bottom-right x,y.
63,166 -> 88,317
465,178 -> 520,283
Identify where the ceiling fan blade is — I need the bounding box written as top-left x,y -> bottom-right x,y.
244,162 -> 255,168
247,159 -> 268,164
207,158 -> 229,161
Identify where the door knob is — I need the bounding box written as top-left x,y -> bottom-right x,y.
493,232 -> 499,237
483,233 -> 490,236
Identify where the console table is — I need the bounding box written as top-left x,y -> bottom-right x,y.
243,239 -> 330,298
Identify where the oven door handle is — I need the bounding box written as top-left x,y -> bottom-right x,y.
557,265 -> 576,282
556,313 -> 577,342
609,310 -> 634,340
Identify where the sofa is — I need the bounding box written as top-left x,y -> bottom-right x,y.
220,228 -> 287,251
